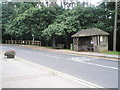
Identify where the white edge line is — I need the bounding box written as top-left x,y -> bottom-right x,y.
81,62 -> 118,70
72,60 -> 118,70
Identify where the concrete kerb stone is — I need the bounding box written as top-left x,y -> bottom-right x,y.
16,57 -> 104,88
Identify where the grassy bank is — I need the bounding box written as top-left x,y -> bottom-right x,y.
103,51 -> 120,55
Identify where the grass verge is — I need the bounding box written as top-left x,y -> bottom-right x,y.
103,51 -> 120,55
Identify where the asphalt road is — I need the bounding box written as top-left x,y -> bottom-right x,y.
1,45 -> 119,88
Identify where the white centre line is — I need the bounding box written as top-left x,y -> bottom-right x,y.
21,50 -> 60,59
21,50 -> 33,53
39,53 -> 60,59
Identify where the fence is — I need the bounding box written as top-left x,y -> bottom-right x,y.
5,40 -> 41,46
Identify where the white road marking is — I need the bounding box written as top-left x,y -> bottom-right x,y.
68,57 -> 118,70
72,57 -> 90,62
20,50 -> 33,53
39,53 -> 60,59
81,62 -> 118,70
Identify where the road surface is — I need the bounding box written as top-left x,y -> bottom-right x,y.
1,45 -> 119,88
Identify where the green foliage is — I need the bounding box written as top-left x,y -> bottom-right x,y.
103,51 -> 120,55
43,22 -> 65,36
4,3 -> 63,40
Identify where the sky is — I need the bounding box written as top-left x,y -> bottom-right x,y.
3,0 -> 102,5
55,0 -> 102,6
88,0 -> 102,4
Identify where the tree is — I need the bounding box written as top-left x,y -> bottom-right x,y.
4,3 -> 64,42
43,22 -> 65,47
98,2 -> 120,51
43,9 -> 80,48
2,2 -> 16,41
2,2 -> 120,51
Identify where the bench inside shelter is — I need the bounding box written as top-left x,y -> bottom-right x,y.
54,44 -> 64,49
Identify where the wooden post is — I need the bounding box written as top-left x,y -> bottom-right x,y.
13,40 -> 15,44
97,36 -> 100,45
40,41 -> 41,46
8,40 -> 10,44
11,40 -> 13,44
25,41 -> 27,45
30,41 -> 31,45
77,38 -> 79,51
29,41 -> 30,45
26,41 -> 27,45
38,41 -> 40,46
18,40 -> 20,44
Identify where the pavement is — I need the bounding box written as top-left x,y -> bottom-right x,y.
1,54 -> 102,88
21,45 -> 120,60
0,54 -> 2,89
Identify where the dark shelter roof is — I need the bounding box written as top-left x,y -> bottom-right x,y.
71,28 -> 109,37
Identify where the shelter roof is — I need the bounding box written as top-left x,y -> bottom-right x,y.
71,28 -> 109,37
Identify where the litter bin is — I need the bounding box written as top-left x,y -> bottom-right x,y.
70,44 -> 74,50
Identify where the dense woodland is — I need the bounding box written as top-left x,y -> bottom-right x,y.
1,1 -> 120,51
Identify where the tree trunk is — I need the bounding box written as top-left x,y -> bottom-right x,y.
46,1 -> 49,7
21,37 -> 23,44
83,0 -> 85,7
46,41 -> 48,47
61,0 -> 63,7
52,36 -> 56,48
63,0 -> 66,9
65,34 -> 69,49
11,37 -> 13,40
